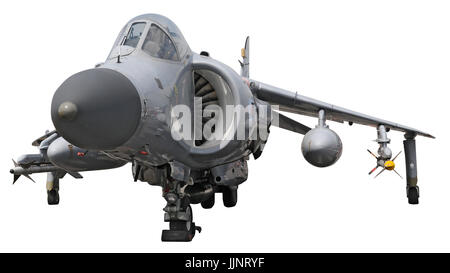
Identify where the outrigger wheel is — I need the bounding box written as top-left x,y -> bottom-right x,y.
47,189 -> 60,205
46,172 -> 60,205
162,205 -> 202,242
407,186 -> 419,205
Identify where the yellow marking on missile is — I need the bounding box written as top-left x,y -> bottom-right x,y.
384,160 -> 395,171
241,48 -> 245,58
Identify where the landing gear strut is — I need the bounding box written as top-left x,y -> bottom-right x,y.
404,132 -> 419,204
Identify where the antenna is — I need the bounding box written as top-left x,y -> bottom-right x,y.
117,35 -> 126,63
117,46 -> 122,63
239,36 -> 250,78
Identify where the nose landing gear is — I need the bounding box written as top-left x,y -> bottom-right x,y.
161,181 -> 202,242
162,204 -> 202,242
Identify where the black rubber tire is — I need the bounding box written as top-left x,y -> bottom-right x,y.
408,187 -> 419,205
170,221 -> 189,231
201,194 -> 215,209
47,190 -> 60,205
223,187 -> 238,208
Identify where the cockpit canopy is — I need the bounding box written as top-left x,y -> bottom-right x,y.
108,14 -> 191,62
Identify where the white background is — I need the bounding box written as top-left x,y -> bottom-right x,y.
0,0 -> 448,252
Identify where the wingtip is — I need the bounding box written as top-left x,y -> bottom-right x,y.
421,133 -> 435,139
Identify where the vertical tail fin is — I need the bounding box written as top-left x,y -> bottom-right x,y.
239,36 -> 250,78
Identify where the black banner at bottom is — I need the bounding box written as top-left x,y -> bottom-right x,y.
0,253 -> 445,272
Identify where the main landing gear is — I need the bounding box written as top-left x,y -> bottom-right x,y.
222,186 -> 238,207
201,185 -> 238,209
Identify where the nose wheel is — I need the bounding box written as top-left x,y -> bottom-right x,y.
162,205 -> 202,242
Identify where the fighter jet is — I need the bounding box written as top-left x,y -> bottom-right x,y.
10,14 -> 434,241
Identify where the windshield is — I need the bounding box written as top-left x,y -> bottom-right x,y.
127,14 -> 191,58
123,22 -> 146,48
142,24 -> 179,61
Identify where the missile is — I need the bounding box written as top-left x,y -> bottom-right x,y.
10,160 -> 61,184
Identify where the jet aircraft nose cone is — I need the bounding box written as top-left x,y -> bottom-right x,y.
51,68 -> 142,150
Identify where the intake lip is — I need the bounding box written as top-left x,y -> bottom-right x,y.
51,68 -> 142,150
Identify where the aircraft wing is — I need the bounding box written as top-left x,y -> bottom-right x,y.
249,80 -> 434,139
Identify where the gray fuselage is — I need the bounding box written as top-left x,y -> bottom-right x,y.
51,14 -> 262,171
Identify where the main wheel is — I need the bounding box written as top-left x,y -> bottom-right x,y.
223,186 -> 237,207
47,190 -> 60,205
201,194 -> 215,209
408,187 -> 419,205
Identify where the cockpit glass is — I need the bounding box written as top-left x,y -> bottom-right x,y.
123,22 -> 146,48
142,24 -> 179,61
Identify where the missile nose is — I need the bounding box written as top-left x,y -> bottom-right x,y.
51,68 -> 142,150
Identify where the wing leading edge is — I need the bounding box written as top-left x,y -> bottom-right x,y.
249,80 -> 434,139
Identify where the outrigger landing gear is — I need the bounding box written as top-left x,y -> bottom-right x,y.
46,171 -> 60,205
404,132 -> 419,205
161,182 -> 202,242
